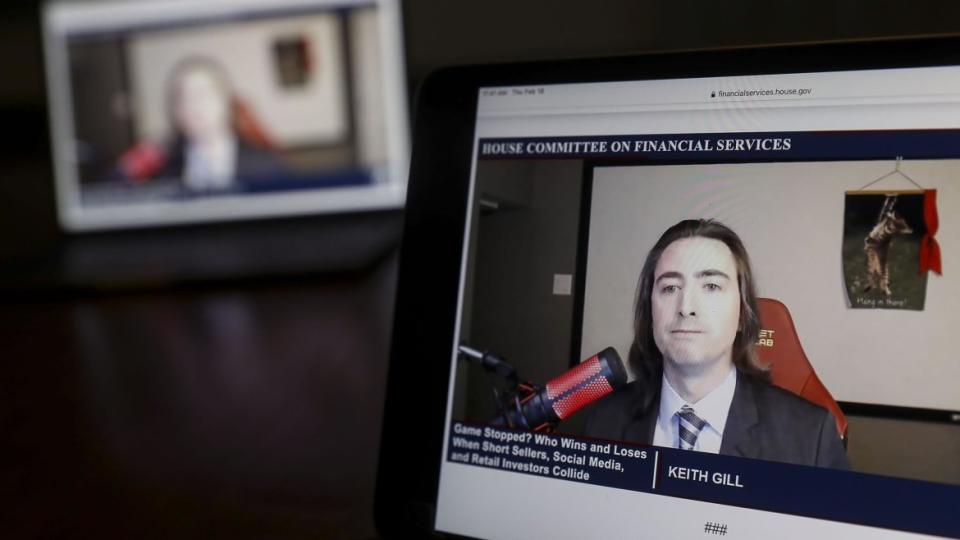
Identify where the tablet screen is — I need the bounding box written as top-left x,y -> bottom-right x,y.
44,0 -> 407,231
436,66 -> 960,538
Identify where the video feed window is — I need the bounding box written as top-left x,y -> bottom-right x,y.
46,0 -> 405,230
444,130 -> 960,537
67,8 -> 384,203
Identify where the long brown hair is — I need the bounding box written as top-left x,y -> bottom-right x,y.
165,56 -> 275,151
631,219 -> 769,411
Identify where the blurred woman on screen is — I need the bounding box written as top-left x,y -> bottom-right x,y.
117,56 -> 284,194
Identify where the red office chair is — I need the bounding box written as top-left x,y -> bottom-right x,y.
756,298 -> 848,441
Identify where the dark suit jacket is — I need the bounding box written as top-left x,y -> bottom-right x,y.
118,137 -> 285,193
583,370 -> 850,470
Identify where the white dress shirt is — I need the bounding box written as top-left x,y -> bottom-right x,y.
183,136 -> 237,191
652,366 -> 737,453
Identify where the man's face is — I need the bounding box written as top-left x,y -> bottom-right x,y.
651,237 -> 741,373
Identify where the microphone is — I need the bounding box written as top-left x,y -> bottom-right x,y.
457,344 -> 518,382
491,347 -> 627,430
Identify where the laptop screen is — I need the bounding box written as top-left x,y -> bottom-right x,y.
43,0 -> 407,231
436,66 -> 960,538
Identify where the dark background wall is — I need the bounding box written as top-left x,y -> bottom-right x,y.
5,0 -> 960,537
400,1 -> 960,95
458,160 -> 583,427
10,0 -> 960,262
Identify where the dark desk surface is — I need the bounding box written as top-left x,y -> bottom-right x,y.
3,252 -> 397,539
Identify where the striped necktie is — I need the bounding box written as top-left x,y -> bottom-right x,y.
678,405 -> 707,450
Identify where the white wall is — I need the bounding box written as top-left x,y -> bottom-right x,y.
349,8 -> 386,167
127,13 -> 348,146
581,160 -> 959,411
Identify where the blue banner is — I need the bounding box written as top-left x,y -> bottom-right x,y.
478,130 -> 960,162
447,421 -> 960,538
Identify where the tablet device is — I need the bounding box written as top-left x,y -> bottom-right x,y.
378,37 -> 960,539
43,0 -> 407,232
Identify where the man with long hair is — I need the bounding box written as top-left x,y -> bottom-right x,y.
584,219 -> 849,469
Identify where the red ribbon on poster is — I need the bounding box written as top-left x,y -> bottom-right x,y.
920,189 -> 942,275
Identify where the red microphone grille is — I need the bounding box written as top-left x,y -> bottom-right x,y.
545,355 -> 614,420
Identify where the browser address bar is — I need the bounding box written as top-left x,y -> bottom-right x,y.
479,92 -> 960,118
